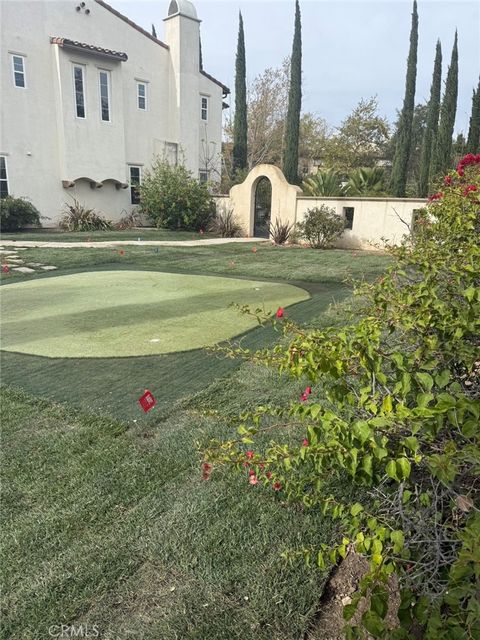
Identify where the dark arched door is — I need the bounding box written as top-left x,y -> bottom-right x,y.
254,177 -> 272,238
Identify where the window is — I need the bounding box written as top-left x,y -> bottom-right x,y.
12,54 -> 26,88
343,207 -> 354,230
0,157 -> 9,198
199,170 -> 209,184
73,65 -> 86,118
129,166 -> 141,204
200,95 -> 208,121
99,70 -> 111,121
137,82 -> 147,110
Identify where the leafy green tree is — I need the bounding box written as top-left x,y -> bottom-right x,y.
345,167 -> 387,196
322,97 -> 390,172
418,40 -> 442,197
232,12 -> 248,174
390,0 -> 419,196
466,78 -> 480,153
301,169 -> 344,196
431,32 -> 459,178
282,0 -> 302,184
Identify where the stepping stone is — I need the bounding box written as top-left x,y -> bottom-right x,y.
40,266 -> 57,271
27,262 -> 43,267
12,266 -> 35,273
6,259 -> 23,264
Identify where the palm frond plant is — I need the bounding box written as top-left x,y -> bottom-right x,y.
301,169 -> 345,196
345,167 -> 387,196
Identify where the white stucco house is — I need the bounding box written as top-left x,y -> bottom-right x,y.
0,0 -> 229,225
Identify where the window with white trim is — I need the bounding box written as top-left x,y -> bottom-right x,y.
129,166 -> 141,204
200,95 -> 208,121
99,70 -> 111,122
12,54 -> 26,88
0,157 -> 9,198
73,65 -> 86,118
137,82 -> 147,110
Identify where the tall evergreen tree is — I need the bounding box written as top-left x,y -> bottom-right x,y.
282,0 -> 302,184
466,78 -> 480,153
232,12 -> 248,173
432,31 -> 459,177
151,23 -> 157,38
418,40 -> 442,197
390,0 -> 418,197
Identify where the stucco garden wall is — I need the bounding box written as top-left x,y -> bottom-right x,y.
214,165 -> 427,249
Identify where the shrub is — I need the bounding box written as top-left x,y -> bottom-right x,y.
139,159 -> 216,231
208,205 -> 244,237
296,205 -> 345,248
115,209 -> 141,230
203,153 -> 480,638
269,218 -> 294,245
0,196 -> 41,231
302,169 -> 345,196
59,199 -> 112,231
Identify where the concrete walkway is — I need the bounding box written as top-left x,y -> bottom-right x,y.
0,237 -> 270,249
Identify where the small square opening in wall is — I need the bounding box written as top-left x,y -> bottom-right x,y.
343,207 -> 354,230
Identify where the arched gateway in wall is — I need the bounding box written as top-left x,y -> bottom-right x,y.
229,164 -> 302,238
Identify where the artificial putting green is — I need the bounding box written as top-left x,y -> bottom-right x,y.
1,270 -> 309,358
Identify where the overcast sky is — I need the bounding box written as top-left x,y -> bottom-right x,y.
110,0 -> 480,135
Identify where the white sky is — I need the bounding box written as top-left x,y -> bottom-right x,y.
110,0 -> 480,135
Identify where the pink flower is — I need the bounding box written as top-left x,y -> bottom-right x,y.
246,451 -> 254,460
300,393 -> 308,402
266,471 -> 272,479
248,469 -> 256,476
444,175 -> 453,186
249,474 -> 258,485
302,439 -> 309,447
276,307 -> 284,318
273,482 -> 282,491
305,386 -> 312,395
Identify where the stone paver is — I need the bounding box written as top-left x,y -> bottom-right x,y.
12,266 -> 35,273
40,266 -> 58,271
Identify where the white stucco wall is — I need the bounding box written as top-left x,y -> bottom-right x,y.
0,0 -> 225,225
216,165 -> 427,249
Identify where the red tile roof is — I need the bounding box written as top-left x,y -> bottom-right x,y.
50,37 -> 128,61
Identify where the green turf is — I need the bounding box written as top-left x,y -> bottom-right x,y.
0,228 -> 218,242
1,271 -> 308,358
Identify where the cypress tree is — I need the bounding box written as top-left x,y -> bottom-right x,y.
232,12 -> 248,173
390,0 -> 418,197
151,23 -> 157,38
418,40 -> 442,197
282,0 -> 302,184
432,31 -> 459,177
466,78 -> 480,153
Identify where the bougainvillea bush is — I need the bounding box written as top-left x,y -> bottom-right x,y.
203,154 -> 480,639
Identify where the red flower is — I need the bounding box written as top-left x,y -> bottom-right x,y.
249,474 -> 258,486
2,264 -> 9,273
202,462 -> 212,480
463,184 -> 478,196
273,482 -> 282,491
428,192 -> 443,202
300,393 -> 308,402
276,307 -> 284,318
266,471 -> 272,479
305,386 -> 312,395
444,175 -> 453,186
302,439 -> 309,447
246,451 -> 254,459
248,468 -> 256,476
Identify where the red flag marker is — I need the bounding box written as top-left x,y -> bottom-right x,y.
138,389 -> 156,413
2,264 -> 9,273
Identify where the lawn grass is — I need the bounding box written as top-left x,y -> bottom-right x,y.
0,228 -> 218,242
0,243 -> 389,638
